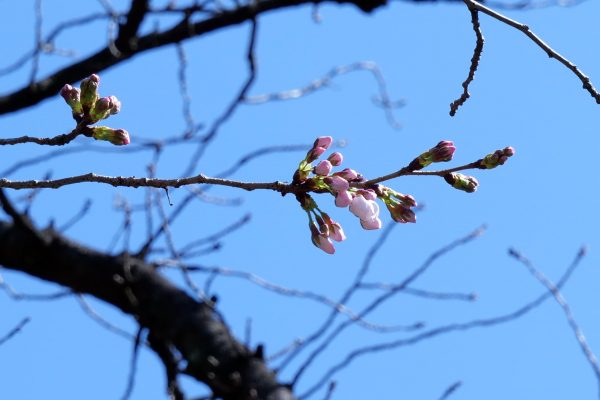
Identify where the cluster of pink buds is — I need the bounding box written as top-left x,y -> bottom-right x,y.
60,74 -> 129,146
294,136 -> 418,254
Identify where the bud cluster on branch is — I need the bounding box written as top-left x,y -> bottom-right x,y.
60,74 -> 130,146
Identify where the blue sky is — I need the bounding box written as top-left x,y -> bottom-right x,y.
1,0 -> 600,399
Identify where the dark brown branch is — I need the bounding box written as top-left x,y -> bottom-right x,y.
449,5 -> 483,116
0,220 -> 296,400
0,0 -> 387,115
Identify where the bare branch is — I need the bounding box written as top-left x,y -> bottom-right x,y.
508,247 -> 600,394
449,6 -> 484,116
465,0 -> 600,104
438,381 -> 462,400
0,317 -> 31,347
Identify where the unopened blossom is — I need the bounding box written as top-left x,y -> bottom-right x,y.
327,152 -> 343,166
386,201 -> 417,223
322,214 -> 346,242
60,84 -> 82,114
444,173 -> 478,193
334,168 -> 359,181
409,140 -> 456,170
108,95 -> 121,115
334,190 -> 353,208
360,216 -> 382,230
92,126 -> 130,146
314,136 -> 333,150
314,160 -> 333,176
90,97 -> 114,122
479,146 -> 515,169
309,221 -> 335,254
306,136 -> 333,162
80,74 -> 100,110
350,194 -> 381,230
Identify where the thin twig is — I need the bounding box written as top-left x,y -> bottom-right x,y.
465,0 -> 600,103
182,17 -> 259,176
449,5 -> 484,116
0,318 -> 31,347
298,243 -> 586,398
121,327 -> 145,400
508,247 -> 600,395
438,381 -> 462,400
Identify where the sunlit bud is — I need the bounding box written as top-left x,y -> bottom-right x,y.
444,173 -> 478,193
324,176 -> 349,193
92,126 -> 130,146
360,217 -> 382,230
80,74 -> 100,110
309,221 -> 335,254
306,146 -> 326,163
314,136 -> 333,150
108,95 -> 121,115
327,152 -> 343,166
314,160 -> 333,176
334,190 -> 353,208
356,189 -> 377,201
386,202 -> 417,223
322,214 -> 346,242
350,194 -> 380,222
60,84 -> 82,114
479,146 -> 515,169
334,168 -> 359,181
409,140 -> 456,170
89,97 -> 112,122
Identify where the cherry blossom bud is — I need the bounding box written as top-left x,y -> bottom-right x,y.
444,173 -> 478,193
322,214 -> 346,242
60,84 -> 82,114
324,176 -> 349,193
313,235 -> 335,254
314,136 -> 333,150
479,146 -> 515,169
80,74 -> 100,110
360,217 -> 382,230
108,95 -> 121,115
356,189 -> 377,201
92,126 -> 130,146
309,221 -> 335,254
335,191 -> 353,208
409,140 -> 456,170
314,160 -> 333,176
386,202 -> 417,223
334,168 -> 359,181
350,195 -> 380,222
327,152 -> 343,166
306,146 -> 326,163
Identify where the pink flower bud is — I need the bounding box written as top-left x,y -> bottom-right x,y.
108,95 -> 121,115
60,84 -> 82,114
334,190 -> 353,207
430,140 -> 456,162
313,235 -> 335,254
314,136 -> 333,150
334,168 -> 359,181
306,146 -> 326,163
327,152 -> 343,166
92,126 -> 130,146
480,146 -> 515,169
314,160 -> 333,176
356,189 -> 377,201
329,222 -> 346,242
325,176 -> 349,193
350,195 -> 380,222
360,217 -> 382,230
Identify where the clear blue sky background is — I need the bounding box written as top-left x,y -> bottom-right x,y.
1,0 -> 600,399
